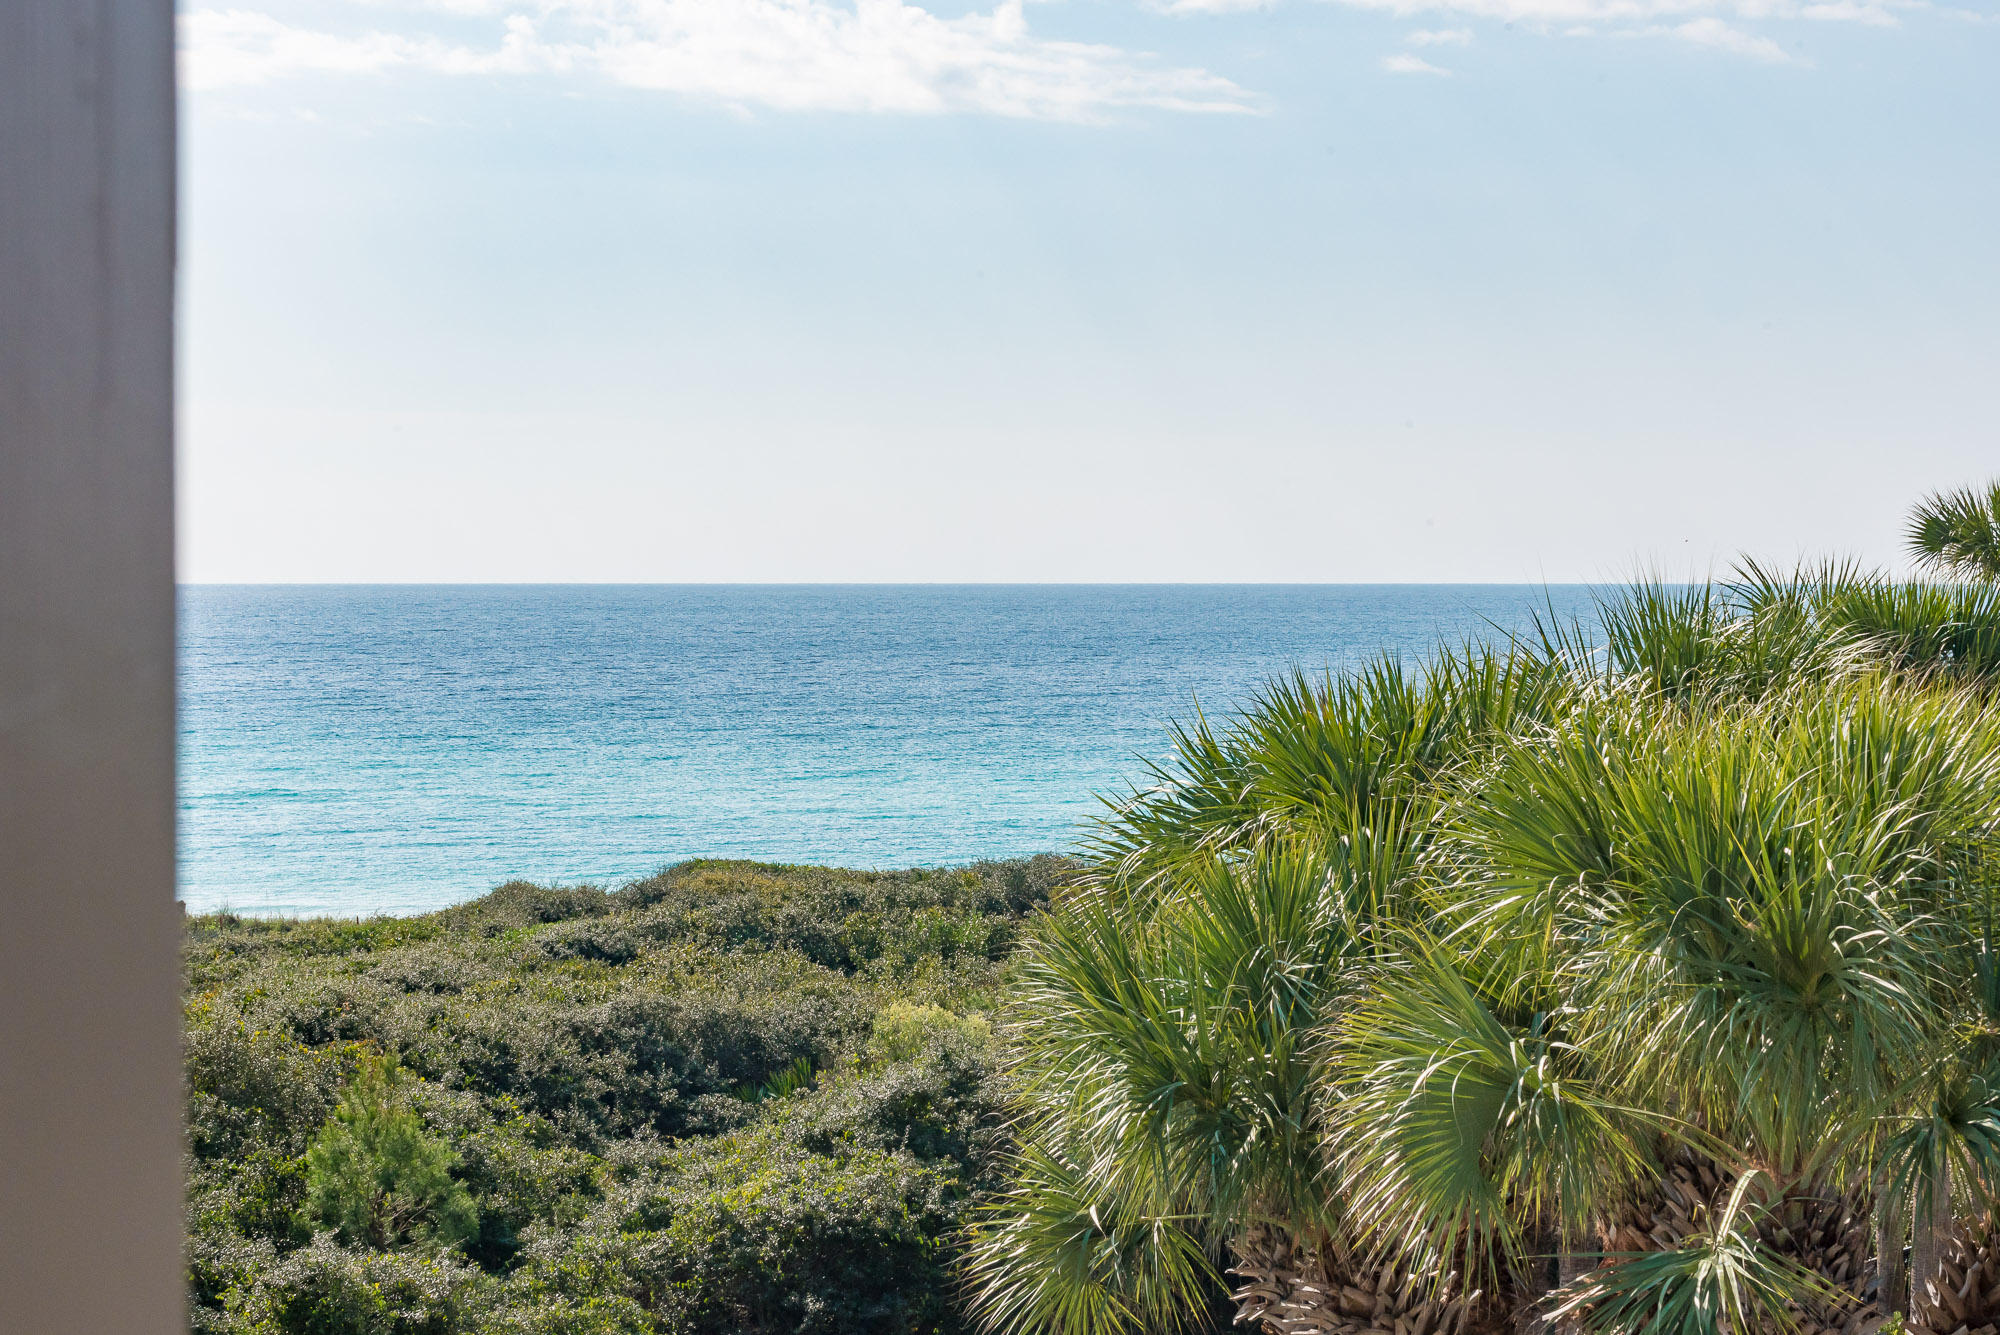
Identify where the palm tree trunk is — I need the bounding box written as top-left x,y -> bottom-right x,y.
1550,1228 -> 1593,1335
1875,1186 -> 1907,1318
1558,1237 -> 1592,1287
1515,1227 -> 1557,1335
1910,1165 -> 1953,1320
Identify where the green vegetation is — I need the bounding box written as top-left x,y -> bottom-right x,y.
304,1055 -> 479,1250
1907,479 -> 2000,581
184,857 -> 1072,1335
968,562 -> 2000,1335
191,482 -> 2000,1335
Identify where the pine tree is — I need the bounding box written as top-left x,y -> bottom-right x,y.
302,1055 -> 477,1250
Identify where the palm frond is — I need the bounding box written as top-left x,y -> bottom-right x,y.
1324,938 -> 1654,1287
1907,481 -> 2000,583
1008,840 -> 1395,1234
963,1138 -> 1218,1335
1551,1170 -> 1837,1335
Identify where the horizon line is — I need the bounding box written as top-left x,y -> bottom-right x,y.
175,578 -> 1617,588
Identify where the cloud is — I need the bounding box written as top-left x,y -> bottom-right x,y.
1662,15 -> 1797,60
178,0 -> 1951,115
1309,0 -> 1915,20
181,11 -> 560,87
1382,51 -> 1454,72
1276,0 -> 1924,55
1799,1 -> 1900,25
1153,0 -> 1279,13
179,0 -> 1260,120
1314,0 -> 1921,67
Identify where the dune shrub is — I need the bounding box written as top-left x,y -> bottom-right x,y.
184,857 -> 1066,1335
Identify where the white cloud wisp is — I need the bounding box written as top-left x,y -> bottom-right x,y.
180,0 -> 1262,120
1661,14 -> 1796,60
1154,0 -> 1918,66
1407,26 -> 1475,42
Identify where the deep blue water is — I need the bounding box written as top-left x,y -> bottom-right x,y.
178,585 -> 1595,916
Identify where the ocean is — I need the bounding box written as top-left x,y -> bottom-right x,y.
178,584 -> 1597,916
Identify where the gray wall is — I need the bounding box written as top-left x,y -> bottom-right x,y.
1,3 -> 183,1331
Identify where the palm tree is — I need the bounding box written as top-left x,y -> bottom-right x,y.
966,838 -> 1420,1335
1907,482 -> 2000,582
1437,673 -> 2000,1333
1877,935 -> 2000,1333
1322,936 -> 1655,1329
970,566 -> 2000,1335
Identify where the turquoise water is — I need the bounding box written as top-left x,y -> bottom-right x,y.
178,585 -> 1595,916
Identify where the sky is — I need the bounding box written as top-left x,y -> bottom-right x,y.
177,0 -> 2000,583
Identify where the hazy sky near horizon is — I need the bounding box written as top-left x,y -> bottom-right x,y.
179,0 -> 1998,583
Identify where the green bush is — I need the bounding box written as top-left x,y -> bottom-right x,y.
405,1089 -> 599,1267
866,1002 -> 991,1065
776,1048 -> 1005,1187
185,1007 -> 346,1160
518,1126 -> 960,1334
184,858 -> 1067,1335
223,1235 -> 492,1335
